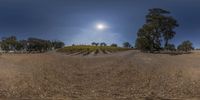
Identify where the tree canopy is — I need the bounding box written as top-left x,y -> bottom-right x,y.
111,43 -> 118,47
123,42 -> 132,48
135,8 -> 178,52
177,40 -> 194,52
0,36 -> 64,53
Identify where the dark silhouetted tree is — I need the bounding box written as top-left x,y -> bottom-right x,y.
135,8 -> 178,52
111,44 -> 118,47
27,38 -> 52,52
100,42 -> 107,46
51,41 -> 65,49
91,42 -> 96,46
162,17 -> 179,47
123,42 -> 131,48
91,42 -> 99,46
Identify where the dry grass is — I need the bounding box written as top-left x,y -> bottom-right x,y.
0,51 -> 200,99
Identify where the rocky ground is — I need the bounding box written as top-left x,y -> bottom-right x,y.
0,50 -> 200,100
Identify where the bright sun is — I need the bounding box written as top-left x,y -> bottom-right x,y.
96,24 -> 105,30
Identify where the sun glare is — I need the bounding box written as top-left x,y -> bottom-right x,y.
96,24 -> 106,30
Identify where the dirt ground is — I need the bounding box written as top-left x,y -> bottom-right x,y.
0,50 -> 200,100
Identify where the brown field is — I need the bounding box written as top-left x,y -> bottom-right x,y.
0,50 -> 200,100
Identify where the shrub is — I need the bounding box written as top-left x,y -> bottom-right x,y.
177,40 -> 193,52
111,44 -> 118,47
164,44 -> 176,51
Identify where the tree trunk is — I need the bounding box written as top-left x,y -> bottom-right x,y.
165,39 -> 168,47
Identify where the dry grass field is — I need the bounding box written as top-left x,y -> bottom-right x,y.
0,50 -> 200,100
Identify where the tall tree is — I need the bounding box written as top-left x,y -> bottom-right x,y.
162,17 -> 179,47
136,24 -> 158,51
135,8 -> 178,52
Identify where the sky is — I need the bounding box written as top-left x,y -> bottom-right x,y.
0,0 -> 199,47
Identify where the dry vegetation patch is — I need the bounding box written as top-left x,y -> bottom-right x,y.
57,45 -> 132,56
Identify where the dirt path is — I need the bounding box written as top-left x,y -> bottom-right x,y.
0,51 -> 200,99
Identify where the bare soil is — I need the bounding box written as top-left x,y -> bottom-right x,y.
0,50 -> 200,100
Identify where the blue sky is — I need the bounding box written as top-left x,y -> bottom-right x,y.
0,0 -> 199,47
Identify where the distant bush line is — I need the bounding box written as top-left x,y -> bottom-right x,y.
0,36 -> 65,53
90,42 -> 133,48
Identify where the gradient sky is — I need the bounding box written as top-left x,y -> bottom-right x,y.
0,0 -> 199,47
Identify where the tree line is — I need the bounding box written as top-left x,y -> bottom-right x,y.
72,42 -> 133,48
91,42 -> 133,48
135,8 -> 194,53
0,36 -> 65,53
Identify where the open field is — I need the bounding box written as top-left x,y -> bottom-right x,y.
0,50 -> 200,99
57,46 -> 132,56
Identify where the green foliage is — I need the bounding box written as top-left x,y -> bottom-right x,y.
123,42 -> 131,48
27,38 -> 52,52
91,42 -> 99,46
1,41 -> 9,51
0,36 -> 65,53
135,8 -> 178,52
164,44 -> 176,51
177,40 -> 193,52
51,41 -> 65,49
15,41 -> 24,51
111,44 -> 118,47
135,37 -> 152,51
1,36 -> 18,51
